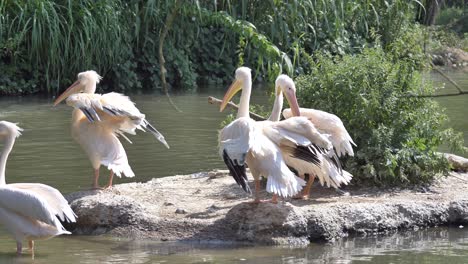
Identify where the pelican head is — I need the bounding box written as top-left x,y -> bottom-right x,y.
53,70 -> 102,106
0,121 -> 23,140
275,74 -> 301,117
220,67 -> 252,112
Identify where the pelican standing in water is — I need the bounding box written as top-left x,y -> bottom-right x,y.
218,67 -> 332,202
54,71 -> 169,189
0,121 -> 76,256
272,75 -> 355,199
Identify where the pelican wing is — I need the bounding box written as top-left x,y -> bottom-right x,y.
283,108 -> 355,156
9,183 -> 76,223
265,117 -> 351,188
218,117 -> 257,193
66,92 -> 169,148
0,186 -> 65,230
266,117 -> 332,149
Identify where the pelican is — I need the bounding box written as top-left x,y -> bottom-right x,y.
272,74 -> 355,199
53,71 -> 169,189
0,121 -> 76,256
218,67 -> 332,202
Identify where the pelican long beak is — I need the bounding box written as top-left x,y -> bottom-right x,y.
220,79 -> 242,112
53,80 -> 81,106
284,88 -> 301,117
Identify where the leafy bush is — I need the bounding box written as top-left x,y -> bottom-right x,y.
426,27 -> 468,52
436,7 -> 465,26
0,0 -> 427,95
295,47 -> 465,186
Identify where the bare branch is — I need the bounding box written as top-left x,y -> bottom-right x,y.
159,0 -> 183,112
406,64 -> 467,98
208,96 -> 266,121
431,62 -> 464,93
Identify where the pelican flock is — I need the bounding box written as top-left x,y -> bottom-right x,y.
0,67 -> 356,256
53,71 -> 169,189
0,121 -> 75,256
218,67 -> 339,202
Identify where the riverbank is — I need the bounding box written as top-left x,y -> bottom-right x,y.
65,161 -> 468,246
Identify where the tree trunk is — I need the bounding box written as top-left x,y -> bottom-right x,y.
419,0 -> 444,25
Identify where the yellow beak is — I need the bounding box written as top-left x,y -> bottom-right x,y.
53,80 -> 81,106
220,79 -> 243,112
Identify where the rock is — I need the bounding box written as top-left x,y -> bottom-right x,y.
64,170 -> 468,245
224,202 -> 309,245
175,208 -> 187,214
444,153 -> 468,172
431,47 -> 468,67
67,191 -> 152,235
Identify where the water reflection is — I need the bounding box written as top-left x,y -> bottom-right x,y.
2,227 -> 468,263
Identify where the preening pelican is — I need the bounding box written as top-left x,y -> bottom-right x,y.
219,67 -> 333,202
0,121 -> 76,256
272,74 -> 355,199
53,71 -> 169,189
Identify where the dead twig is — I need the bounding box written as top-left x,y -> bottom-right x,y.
208,96 -> 266,121
407,63 -> 467,98
159,0 -> 182,112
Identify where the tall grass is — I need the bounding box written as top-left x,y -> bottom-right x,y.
215,0 -> 423,64
0,0 -> 428,94
0,0 -> 126,92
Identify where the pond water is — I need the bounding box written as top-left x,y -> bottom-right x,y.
0,70 -> 467,262
2,227 -> 468,263
0,86 -> 270,193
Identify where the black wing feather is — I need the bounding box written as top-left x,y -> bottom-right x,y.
222,149 -> 251,193
79,107 -> 101,122
327,148 -> 343,174
80,107 -> 95,122
291,145 -> 321,166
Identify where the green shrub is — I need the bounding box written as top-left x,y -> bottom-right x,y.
0,0 -> 427,95
436,7 -> 464,26
427,27 -> 468,52
295,47 -> 465,186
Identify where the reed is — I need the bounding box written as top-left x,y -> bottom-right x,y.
0,0 -> 429,93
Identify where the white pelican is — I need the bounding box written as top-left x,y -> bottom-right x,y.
218,67 -> 333,202
53,71 -> 169,189
0,121 -> 76,256
272,74 -> 355,198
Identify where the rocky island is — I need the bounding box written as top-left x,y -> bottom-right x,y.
63,154 -> 468,246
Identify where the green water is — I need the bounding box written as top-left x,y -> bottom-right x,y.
431,69 -> 468,148
0,70 -> 467,262
2,227 -> 468,263
0,87 -> 269,193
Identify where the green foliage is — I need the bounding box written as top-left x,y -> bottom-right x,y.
427,27 -> 468,52
436,7 -> 465,26
0,0 -> 429,95
0,0 -> 125,93
213,0 -> 422,70
386,24 -> 429,70
295,46 -> 465,186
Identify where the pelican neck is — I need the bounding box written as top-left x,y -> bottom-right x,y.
268,92 -> 283,121
83,83 -> 97,94
236,78 -> 252,119
0,135 -> 16,185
